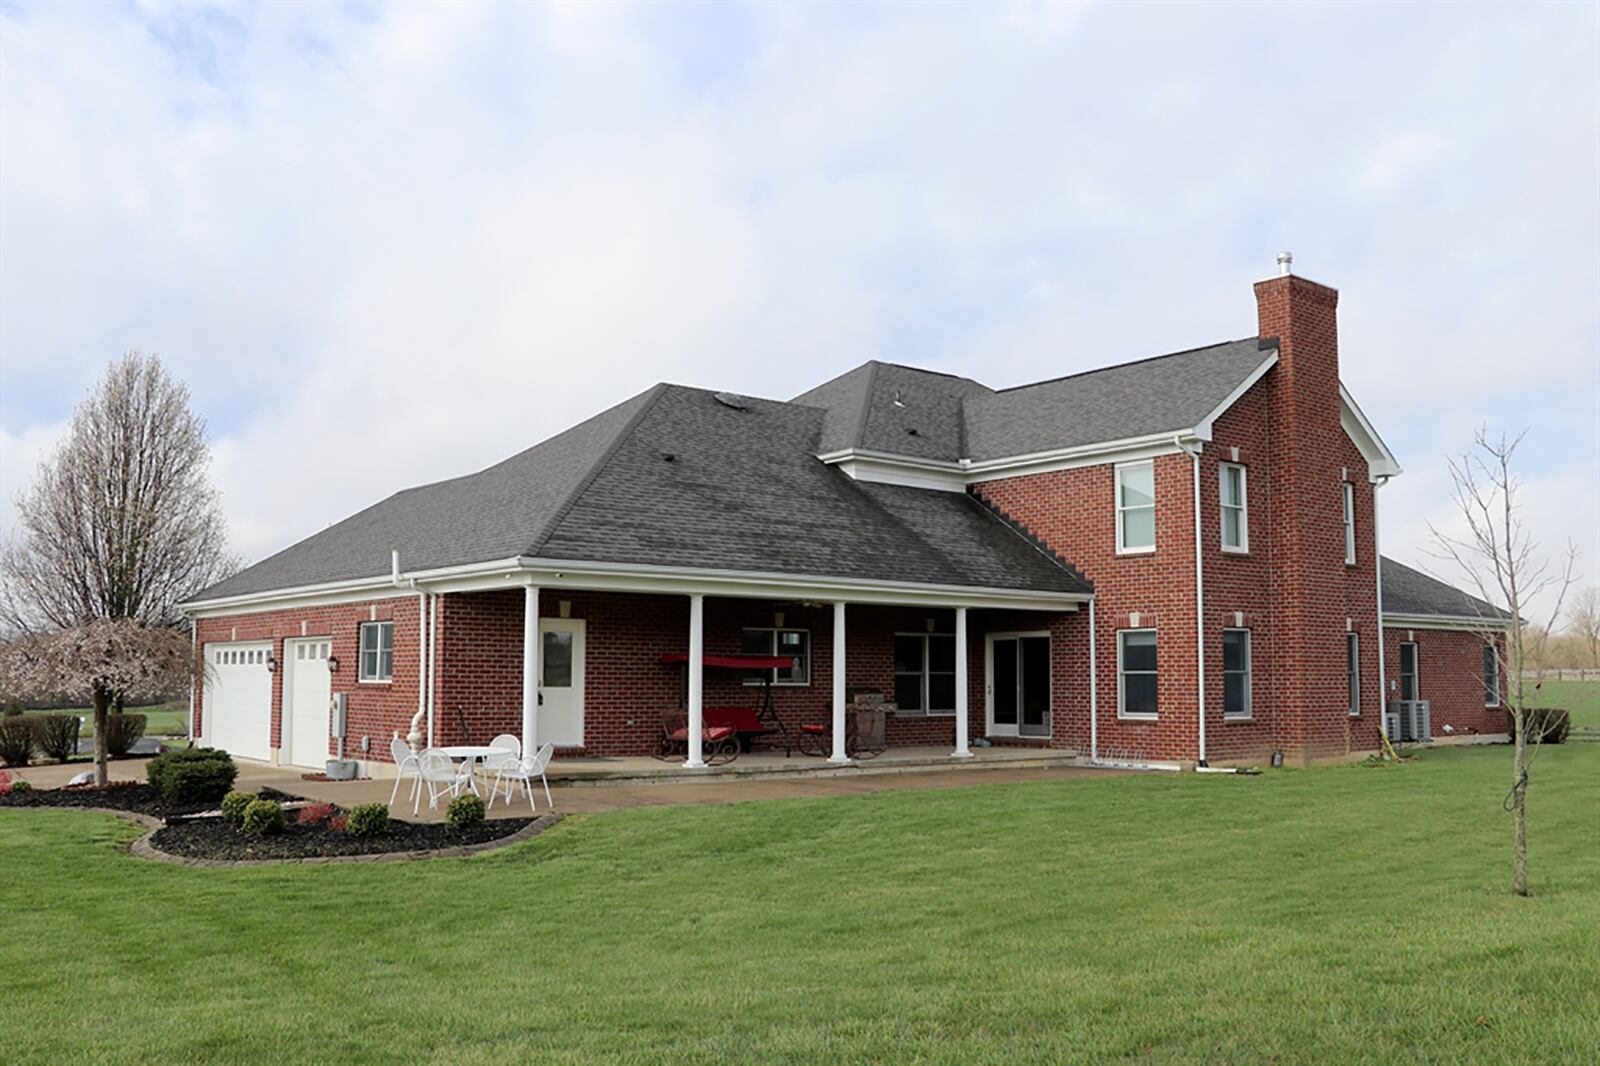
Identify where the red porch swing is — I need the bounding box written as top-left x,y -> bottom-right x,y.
654,652 -> 797,764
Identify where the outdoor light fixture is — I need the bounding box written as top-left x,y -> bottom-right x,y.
266,654 -> 278,674
327,655 -> 340,673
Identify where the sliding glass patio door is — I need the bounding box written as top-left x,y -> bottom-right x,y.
987,632 -> 1051,738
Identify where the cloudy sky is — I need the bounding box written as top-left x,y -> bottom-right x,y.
2,1 -> 1596,618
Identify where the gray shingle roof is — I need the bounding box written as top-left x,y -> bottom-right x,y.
194,385 -> 1090,602
794,361 -> 992,462
1381,557 -> 1512,622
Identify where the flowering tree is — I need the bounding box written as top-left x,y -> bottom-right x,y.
0,620 -> 196,783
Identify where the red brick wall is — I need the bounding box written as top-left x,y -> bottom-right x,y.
192,595 -> 426,763
1384,626 -> 1508,737
974,452 -> 1200,761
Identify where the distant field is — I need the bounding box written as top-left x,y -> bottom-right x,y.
21,701 -> 188,737
1522,679 -> 1600,729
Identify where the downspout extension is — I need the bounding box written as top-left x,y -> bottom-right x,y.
1176,436 -> 1207,767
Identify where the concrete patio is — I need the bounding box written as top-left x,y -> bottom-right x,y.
9,744 -> 1120,823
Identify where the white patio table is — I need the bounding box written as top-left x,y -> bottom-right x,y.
438,745 -> 505,797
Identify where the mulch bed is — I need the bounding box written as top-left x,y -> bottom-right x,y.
150,813 -> 534,860
0,782 -> 300,820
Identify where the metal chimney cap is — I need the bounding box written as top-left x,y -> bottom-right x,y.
1276,251 -> 1293,276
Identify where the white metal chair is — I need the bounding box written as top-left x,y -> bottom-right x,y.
489,742 -> 555,813
415,748 -> 471,815
481,734 -> 521,786
388,736 -> 422,808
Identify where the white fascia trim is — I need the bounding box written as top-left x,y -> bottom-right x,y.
182,555 -> 1089,617
1340,384 -> 1403,480
179,557 -> 529,617
1193,353 -> 1279,440
820,434 -> 1192,491
508,557 -> 1088,611
1382,612 -> 1511,633
831,453 -> 968,493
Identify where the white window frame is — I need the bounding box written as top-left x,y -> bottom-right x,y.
1346,633 -> 1360,716
358,621 -> 393,683
741,627 -> 811,687
893,632 -> 957,716
1219,462 -> 1249,553
1483,643 -> 1501,708
1222,628 -> 1252,721
1342,482 -> 1356,565
1116,628 -> 1159,720
1115,460 -> 1157,555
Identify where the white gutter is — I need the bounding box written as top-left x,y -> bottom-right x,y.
1176,435 -> 1207,766
1088,596 -> 1098,763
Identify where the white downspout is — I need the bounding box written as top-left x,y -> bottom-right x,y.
1088,595 -> 1098,763
1374,476 -> 1389,738
188,617 -> 197,744
1177,436 -> 1207,766
426,592 -> 439,747
392,549 -> 428,752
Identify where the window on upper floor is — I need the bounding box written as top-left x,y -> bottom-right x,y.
1116,461 -> 1156,554
359,621 -> 393,682
1220,463 -> 1248,553
1342,482 -> 1357,565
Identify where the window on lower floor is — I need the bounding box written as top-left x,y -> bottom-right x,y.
1223,629 -> 1251,719
1118,629 -> 1158,718
1398,642 -> 1419,701
893,633 -> 956,715
359,621 -> 393,682
1347,633 -> 1360,716
741,628 -> 811,686
1483,643 -> 1500,707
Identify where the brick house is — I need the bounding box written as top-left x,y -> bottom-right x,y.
180,260 -> 1509,772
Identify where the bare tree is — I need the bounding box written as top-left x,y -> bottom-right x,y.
0,620 -> 198,783
1568,588 -> 1600,667
1,353 -> 235,780
1429,428 -> 1577,898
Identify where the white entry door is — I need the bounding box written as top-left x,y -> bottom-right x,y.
539,619 -> 585,747
203,641 -> 273,761
284,638 -> 333,769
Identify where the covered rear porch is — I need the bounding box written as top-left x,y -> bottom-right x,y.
415,566 -> 1092,766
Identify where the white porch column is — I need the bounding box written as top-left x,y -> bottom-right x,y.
829,601 -> 850,764
684,593 -> 707,769
952,606 -> 972,758
521,584 -> 540,755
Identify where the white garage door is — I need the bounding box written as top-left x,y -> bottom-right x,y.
203,641 -> 273,762
283,638 -> 332,769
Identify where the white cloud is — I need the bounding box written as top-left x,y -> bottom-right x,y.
1,1 -> 1595,621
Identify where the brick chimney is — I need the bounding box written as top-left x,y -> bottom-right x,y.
1253,253 -> 1352,760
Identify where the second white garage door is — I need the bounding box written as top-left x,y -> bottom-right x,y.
283,638 -> 333,769
203,641 -> 272,762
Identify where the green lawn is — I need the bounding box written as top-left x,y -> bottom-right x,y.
1524,678 -> 1600,728
21,700 -> 188,737
2,746 -> 1596,1064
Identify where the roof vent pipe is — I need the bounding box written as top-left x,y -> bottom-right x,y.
391,549 -> 401,586
1276,251 -> 1293,277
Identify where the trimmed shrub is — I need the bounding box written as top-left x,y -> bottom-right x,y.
2,697 -> 24,717
9,777 -> 31,794
344,802 -> 389,838
241,798 -> 284,835
446,792 -> 486,829
34,714 -> 80,761
1509,707 -> 1570,745
104,714 -> 148,758
147,747 -> 238,805
0,717 -> 34,767
297,802 -> 337,825
220,790 -> 256,826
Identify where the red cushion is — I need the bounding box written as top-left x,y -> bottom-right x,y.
706,706 -> 765,733
799,724 -> 828,734
669,725 -> 736,741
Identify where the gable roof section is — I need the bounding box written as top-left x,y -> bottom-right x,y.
193,385 -> 1090,603
794,360 -> 992,462
1381,556 -> 1512,624
964,338 -> 1277,460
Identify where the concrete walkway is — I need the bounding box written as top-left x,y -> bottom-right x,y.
8,753 -> 1127,823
